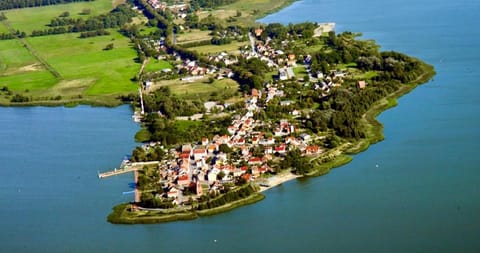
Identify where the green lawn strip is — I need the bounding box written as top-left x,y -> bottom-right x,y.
190,41 -> 249,55
144,59 -> 172,72
2,0 -> 114,34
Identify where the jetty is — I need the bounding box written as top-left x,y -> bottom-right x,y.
98,161 -> 159,179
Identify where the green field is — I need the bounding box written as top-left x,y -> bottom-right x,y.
0,22 -> 9,34
144,59 -> 172,72
155,78 -> 239,100
2,0 -> 114,34
0,0 -> 142,105
190,41 -> 249,55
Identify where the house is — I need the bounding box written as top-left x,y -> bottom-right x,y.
275,144 -> 287,155
177,174 -> 190,186
264,146 -> 273,154
235,138 -> 246,146
279,68 -> 288,81
251,88 -> 259,98
255,28 -> 263,37
227,126 -> 237,135
181,144 -> 192,153
252,136 -> 259,145
305,145 -> 321,155
207,144 -> 218,154
358,80 -> 366,89
286,67 -> 295,79
300,133 -> 311,142
201,137 -> 209,146
248,157 -> 263,165
193,149 -> 207,160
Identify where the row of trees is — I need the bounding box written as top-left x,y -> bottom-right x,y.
0,0 -> 93,10
31,4 -> 136,37
79,29 -> 110,38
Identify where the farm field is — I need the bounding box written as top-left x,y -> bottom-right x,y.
1,0 -> 115,34
0,0 -> 141,105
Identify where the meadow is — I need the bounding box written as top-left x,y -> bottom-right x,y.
0,0 -> 141,105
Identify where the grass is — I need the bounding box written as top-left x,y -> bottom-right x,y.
214,0 -> 297,26
174,120 -> 202,132
190,41 -> 249,55
172,78 -> 239,99
0,39 -> 39,71
2,0 -> 114,34
176,29 -> 211,44
144,59 -> 172,72
26,31 -> 139,95
0,0 -> 142,105
0,22 -> 9,34
293,65 -> 308,76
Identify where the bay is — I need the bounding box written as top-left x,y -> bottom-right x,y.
1,0 -> 480,252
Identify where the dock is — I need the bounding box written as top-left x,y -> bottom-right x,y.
98,161 -> 160,179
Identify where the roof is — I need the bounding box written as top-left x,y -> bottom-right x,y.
193,149 -> 206,154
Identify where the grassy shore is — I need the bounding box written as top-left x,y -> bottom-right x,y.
108,191 -> 265,224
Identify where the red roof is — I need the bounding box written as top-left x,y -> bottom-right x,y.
178,174 -> 189,181
194,149 -> 206,154
179,152 -> 190,159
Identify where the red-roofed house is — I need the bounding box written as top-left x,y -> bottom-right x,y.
305,145 -> 321,155
201,137 -> 209,146
248,157 -> 263,165
193,149 -> 207,160
275,144 -> 287,154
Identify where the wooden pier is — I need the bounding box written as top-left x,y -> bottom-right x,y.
98,161 -> 160,179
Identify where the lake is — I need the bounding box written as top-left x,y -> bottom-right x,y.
1,0 -> 479,252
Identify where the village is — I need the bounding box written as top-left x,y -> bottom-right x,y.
103,0 -> 429,216
125,19 -> 358,208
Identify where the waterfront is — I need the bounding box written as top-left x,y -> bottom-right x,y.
1,0 -> 480,252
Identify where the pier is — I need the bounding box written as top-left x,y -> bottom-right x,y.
98,161 -> 160,179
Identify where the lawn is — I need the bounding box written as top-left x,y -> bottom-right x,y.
156,78 -> 239,100
144,59 -> 172,72
176,29 -> 211,44
190,41 -> 249,55
2,0 -> 114,34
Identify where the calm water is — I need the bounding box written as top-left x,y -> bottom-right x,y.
1,0 -> 480,252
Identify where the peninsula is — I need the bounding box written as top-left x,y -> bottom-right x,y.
0,0 -> 434,224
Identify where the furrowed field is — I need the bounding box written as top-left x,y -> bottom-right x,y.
0,0 -> 141,105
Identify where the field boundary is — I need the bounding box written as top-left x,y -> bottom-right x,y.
1,20 -> 62,79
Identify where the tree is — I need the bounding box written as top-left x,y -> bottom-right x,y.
218,143 -> 232,153
59,11 -> 70,17
104,43 -> 114,50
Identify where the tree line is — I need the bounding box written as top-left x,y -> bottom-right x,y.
30,4 -> 136,37
0,0 -> 93,10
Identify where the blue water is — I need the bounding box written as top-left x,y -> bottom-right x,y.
1,0 -> 480,252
